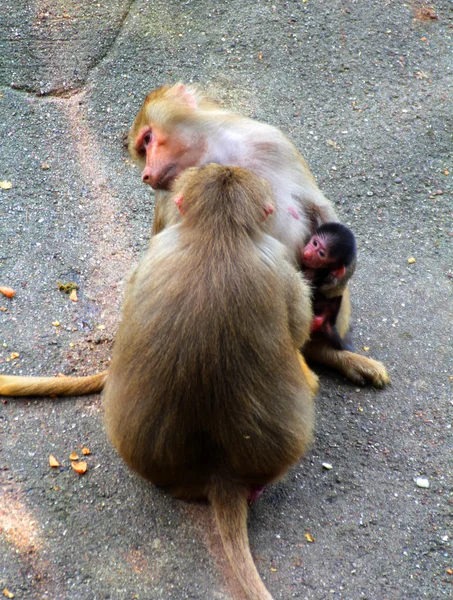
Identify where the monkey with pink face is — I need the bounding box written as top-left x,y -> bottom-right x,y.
301,222 -> 357,352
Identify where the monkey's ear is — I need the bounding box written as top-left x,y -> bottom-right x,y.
330,265 -> 346,280
173,84 -> 198,109
174,194 -> 185,215
263,203 -> 274,219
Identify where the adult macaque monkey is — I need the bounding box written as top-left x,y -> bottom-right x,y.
104,164 -> 318,600
0,83 -> 388,397
128,83 -> 389,388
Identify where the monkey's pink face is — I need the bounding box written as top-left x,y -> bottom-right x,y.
301,235 -> 329,269
135,126 -> 206,190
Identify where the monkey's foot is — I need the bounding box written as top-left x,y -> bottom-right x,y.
340,353 -> 390,387
304,343 -> 390,388
248,485 -> 265,504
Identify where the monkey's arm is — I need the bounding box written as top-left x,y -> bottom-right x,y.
304,340 -> 389,387
303,287 -> 390,387
151,191 -> 168,235
319,258 -> 358,298
151,190 -> 182,236
317,322 -> 355,352
297,352 -> 319,396
284,267 -> 313,349
304,199 -> 338,230
249,129 -> 337,230
292,161 -> 338,228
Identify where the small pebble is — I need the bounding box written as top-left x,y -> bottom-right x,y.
415,477 -> 429,488
322,463 -> 333,470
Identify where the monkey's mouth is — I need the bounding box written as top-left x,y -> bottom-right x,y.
156,164 -> 177,190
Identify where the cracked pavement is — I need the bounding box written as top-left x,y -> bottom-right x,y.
1,1 -> 452,599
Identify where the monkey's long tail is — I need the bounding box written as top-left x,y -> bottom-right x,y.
210,481 -> 274,600
0,371 -> 107,397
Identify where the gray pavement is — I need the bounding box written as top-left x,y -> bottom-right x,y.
1,1 -> 452,599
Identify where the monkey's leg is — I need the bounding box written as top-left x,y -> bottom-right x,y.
304,341 -> 389,387
327,324 -> 355,352
297,352 -> 320,395
304,288 -> 390,387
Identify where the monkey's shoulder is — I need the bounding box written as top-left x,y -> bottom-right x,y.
257,233 -> 292,265
260,233 -> 302,268
130,227 -> 182,282
147,226 -> 182,256
255,234 -> 311,299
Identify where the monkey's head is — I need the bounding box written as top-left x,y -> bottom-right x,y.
128,84 -> 211,190
301,222 -> 356,275
173,164 -> 275,231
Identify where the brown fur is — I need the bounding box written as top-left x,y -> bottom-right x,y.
104,165 -> 317,599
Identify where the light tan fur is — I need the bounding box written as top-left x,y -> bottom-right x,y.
0,83 -> 388,398
132,84 -> 389,388
0,371 -> 107,397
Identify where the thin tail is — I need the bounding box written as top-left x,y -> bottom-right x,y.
210,482 -> 274,600
0,371 -> 107,397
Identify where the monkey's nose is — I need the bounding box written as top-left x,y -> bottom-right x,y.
142,167 -> 157,188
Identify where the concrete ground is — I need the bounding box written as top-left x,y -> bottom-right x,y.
0,1 -> 452,599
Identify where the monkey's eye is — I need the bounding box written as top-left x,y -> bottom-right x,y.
312,239 -> 318,247
143,131 -> 153,146
319,250 -> 326,258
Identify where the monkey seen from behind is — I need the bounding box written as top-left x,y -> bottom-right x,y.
103,164 -> 318,600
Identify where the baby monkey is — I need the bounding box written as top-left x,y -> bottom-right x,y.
301,222 -> 357,351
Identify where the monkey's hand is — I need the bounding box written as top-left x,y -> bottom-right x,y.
322,272 -> 343,290
310,315 -> 325,332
